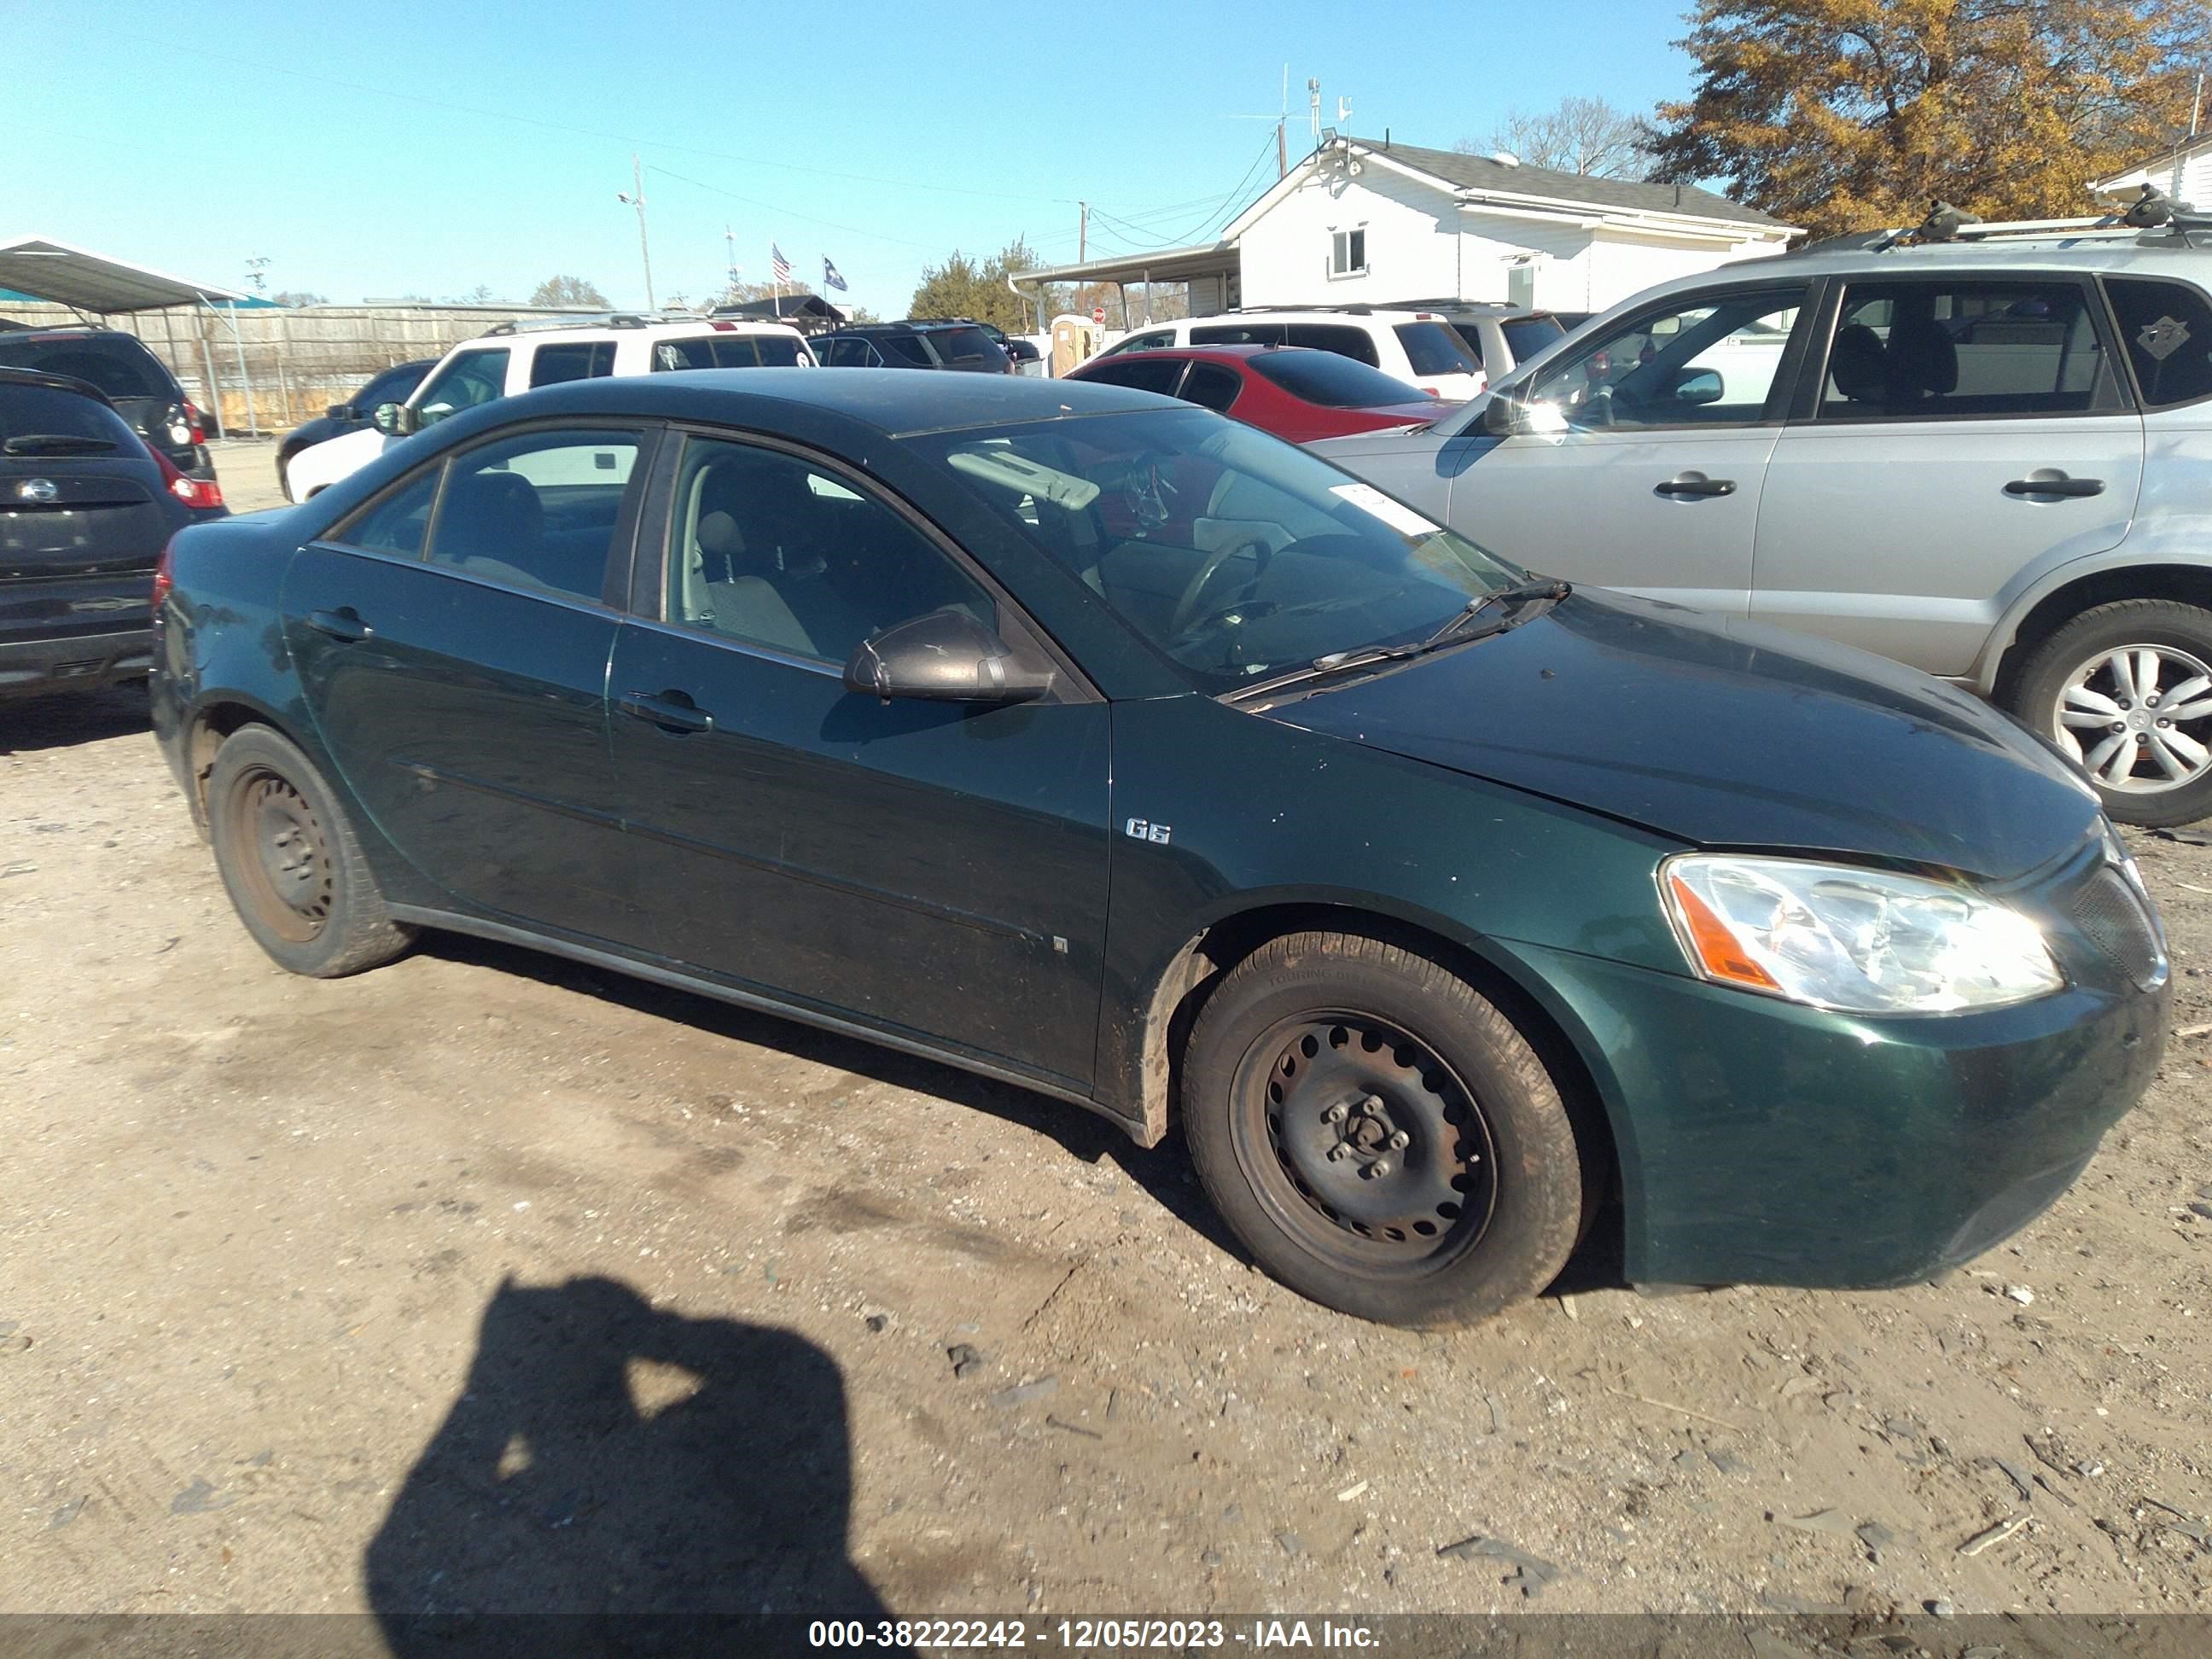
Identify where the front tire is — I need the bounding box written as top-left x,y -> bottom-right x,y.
206,725 -> 415,977
1182,932 -> 1590,1327
2011,599 -> 2212,827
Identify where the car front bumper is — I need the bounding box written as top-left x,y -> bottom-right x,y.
1495,939 -> 2168,1289
0,626 -> 154,699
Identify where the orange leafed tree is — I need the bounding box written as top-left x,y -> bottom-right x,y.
1645,0 -> 2212,237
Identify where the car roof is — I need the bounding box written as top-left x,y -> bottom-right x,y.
469,318 -> 803,346
1086,343 -> 1304,365
422,364 -> 1166,438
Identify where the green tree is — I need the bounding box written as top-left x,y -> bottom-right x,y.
528,274 -> 608,308
1646,0 -> 2212,238
911,239 -> 1071,333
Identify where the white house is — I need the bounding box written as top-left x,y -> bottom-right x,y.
1016,134 -> 1793,326
2096,132 -> 2212,208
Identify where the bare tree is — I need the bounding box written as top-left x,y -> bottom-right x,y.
1459,96 -> 1650,179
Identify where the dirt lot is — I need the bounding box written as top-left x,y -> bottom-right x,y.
3,556 -> 2211,1622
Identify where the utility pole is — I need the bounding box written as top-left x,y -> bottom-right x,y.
617,154 -> 655,311
724,224 -> 739,304
1079,201 -> 1087,262
1278,63 -> 1289,178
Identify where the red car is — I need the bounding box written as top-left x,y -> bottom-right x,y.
1064,344 -> 1457,442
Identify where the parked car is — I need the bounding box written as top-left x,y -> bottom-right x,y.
281,315 -> 816,499
962,318 -> 1041,370
1089,308 -> 1487,400
277,358 -> 435,504
812,320 -> 1014,372
0,324 -> 212,477
1380,300 -> 1570,380
3,367 -> 224,701
154,367 -> 2165,1327
1066,344 -> 1452,442
1311,210 -> 2212,825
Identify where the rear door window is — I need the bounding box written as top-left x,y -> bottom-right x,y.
1179,363 -> 1243,412
1390,322 -> 1479,376
1817,281 -> 2121,419
528,341 -> 617,387
1079,358 -> 1188,396
2104,276 -> 2212,410
335,466 -> 441,559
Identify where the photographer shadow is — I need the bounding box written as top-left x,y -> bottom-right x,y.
368,1275 -> 895,1653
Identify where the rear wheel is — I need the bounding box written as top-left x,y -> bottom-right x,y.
2011,599 -> 2212,827
206,725 -> 414,976
1183,931 -> 1590,1327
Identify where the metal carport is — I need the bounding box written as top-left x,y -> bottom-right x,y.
0,235 -> 265,435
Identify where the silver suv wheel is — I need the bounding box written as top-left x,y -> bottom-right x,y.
2054,643 -> 2212,793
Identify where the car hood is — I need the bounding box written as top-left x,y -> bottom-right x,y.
1255,589 -> 2100,881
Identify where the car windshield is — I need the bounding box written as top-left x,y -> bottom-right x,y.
1248,350 -> 1429,409
907,407 -> 1522,695
0,335 -> 170,400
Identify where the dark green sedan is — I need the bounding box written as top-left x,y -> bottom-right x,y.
150,370 -> 2169,1326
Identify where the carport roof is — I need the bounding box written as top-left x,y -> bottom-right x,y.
0,235 -> 257,313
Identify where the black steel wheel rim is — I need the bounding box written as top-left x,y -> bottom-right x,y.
227,766 -> 333,945
1228,1010 -> 1499,1277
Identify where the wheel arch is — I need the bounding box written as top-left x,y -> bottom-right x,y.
1988,562 -> 2212,704
1131,899 -> 1626,1200
181,691 -> 304,833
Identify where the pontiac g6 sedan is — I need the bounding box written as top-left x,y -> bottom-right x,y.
151,370 -> 2169,1327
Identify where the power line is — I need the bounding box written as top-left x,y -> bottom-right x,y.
1085,133 -> 1279,252
647,166 -> 938,250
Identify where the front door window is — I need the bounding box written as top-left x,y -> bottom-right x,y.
1523,289 -> 1807,428
413,349 -> 510,426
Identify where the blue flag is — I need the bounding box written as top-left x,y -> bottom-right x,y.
823,257 -> 849,293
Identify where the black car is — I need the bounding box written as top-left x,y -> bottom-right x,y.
812,320 -> 1012,372
277,358 -> 436,504
0,324 -> 213,477
151,370 -> 2163,1328
3,368 -> 226,700
963,318 -> 1041,369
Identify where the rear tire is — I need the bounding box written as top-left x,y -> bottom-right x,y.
1182,931 -> 1589,1327
2010,599 -> 2212,827
206,724 -> 414,977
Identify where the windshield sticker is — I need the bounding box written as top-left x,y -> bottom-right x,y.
1330,482 -> 1441,539
2136,316 -> 2191,360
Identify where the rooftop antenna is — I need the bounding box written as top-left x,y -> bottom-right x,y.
1336,95 -> 1353,128
1225,63 -> 1292,178
1308,76 -> 1322,148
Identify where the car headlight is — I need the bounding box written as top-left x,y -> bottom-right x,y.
1662,854 -> 2063,1013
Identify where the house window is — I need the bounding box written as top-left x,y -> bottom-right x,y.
1330,227 -> 1367,277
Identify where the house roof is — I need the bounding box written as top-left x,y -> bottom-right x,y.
1336,137 -> 1786,229
2095,131 -> 2212,189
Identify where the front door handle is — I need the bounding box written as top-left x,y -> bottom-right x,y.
1654,474 -> 1736,498
619,690 -> 716,735
306,608 -> 374,643
2005,474 -> 2104,498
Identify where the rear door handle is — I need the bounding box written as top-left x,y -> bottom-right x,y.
619,690 -> 716,735
1654,474 -> 1736,498
306,608 -> 373,643
2005,474 -> 2104,498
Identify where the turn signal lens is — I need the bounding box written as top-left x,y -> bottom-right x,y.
1665,873 -> 1780,991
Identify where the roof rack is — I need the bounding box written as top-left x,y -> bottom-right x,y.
1791,186 -> 2212,257
479,311 -> 673,336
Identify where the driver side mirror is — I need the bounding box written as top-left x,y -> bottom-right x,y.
1671,368 -> 1724,405
843,609 -> 1056,705
1480,394 -> 1570,438
371,401 -> 420,437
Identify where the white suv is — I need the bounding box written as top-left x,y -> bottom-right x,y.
1088,308 -> 1487,400
282,315 -> 817,500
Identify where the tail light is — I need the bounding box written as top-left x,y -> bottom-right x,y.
143,437 -> 225,509
182,401 -> 207,445
152,542 -> 175,612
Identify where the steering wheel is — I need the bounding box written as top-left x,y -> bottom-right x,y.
1168,534 -> 1274,638
1121,451 -> 1181,532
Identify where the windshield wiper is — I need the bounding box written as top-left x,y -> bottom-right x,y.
1307,578 -> 1571,675
3,434 -> 119,455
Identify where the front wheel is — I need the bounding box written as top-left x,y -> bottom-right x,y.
1182,932 -> 1591,1327
2011,599 -> 2212,827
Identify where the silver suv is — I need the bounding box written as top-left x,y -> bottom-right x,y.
1312,196 -> 2212,824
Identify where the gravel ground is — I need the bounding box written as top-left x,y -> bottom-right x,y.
3,678 -> 2209,1623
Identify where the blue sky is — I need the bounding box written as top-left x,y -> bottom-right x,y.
7,0 -> 1702,313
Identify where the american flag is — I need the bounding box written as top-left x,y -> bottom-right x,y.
770,243 -> 792,283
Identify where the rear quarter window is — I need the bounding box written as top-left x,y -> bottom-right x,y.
2105,276 -> 2212,410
